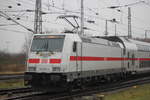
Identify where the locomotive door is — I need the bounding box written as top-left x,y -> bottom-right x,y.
77,42 -> 83,77
73,42 -> 82,77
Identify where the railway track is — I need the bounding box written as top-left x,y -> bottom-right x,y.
38,76 -> 150,100
0,87 -> 32,95
0,74 -> 24,81
1,91 -> 45,100
1,75 -> 150,100
0,87 -> 35,100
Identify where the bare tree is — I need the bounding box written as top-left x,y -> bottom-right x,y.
22,33 -> 33,58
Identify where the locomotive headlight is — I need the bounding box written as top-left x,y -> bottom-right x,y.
24,80 -> 29,86
28,67 -> 36,72
52,66 -> 61,72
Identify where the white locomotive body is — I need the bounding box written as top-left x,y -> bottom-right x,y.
25,33 -> 150,90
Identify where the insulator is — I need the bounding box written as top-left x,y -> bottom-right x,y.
7,18 -> 11,20
8,6 -> 12,8
17,3 -> 21,6
17,18 -> 20,20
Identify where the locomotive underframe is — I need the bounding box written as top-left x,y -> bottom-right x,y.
25,72 -> 68,91
24,68 -> 132,91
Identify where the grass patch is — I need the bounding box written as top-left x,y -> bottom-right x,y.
0,79 -> 24,89
104,84 -> 150,100
0,71 -> 24,75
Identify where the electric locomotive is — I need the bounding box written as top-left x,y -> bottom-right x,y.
25,33 -> 150,91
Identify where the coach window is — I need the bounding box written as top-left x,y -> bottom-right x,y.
128,62 -> 130,68
123,49 -> 126,55
73,42 -> 77,52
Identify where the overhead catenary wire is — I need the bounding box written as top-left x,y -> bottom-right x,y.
15,0 -> 36,9
0,0 -> 35,21
41,0 -> 150,30
11,9 -> 148,36
0,0 -> 149,37
2,0 -> 34,11
115,7 -> 150,27
0,10 -> 34,33
0,0 -> 18,8
0,28 -> 29,33
0,13 -> 145,37
0,24 -> 17,26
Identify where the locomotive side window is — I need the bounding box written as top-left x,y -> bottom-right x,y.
128,62 -> 129,68
127,52 -> 130,58
132,54 -> 135,65
73,42 -> 77,52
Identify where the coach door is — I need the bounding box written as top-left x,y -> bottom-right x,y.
121,48 -> 126,73
127,51 -> 136,71
131,52 -> 137,72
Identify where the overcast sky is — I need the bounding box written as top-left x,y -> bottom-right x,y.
0,0 -> 150,53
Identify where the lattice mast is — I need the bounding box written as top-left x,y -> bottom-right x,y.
34,0 -> 42,34
80,0 -> 84,35
128,7 -> 132,38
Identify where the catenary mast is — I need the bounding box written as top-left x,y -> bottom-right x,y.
80,0 -> 84,35
128,7 -> 132,38
34,0 -> 42,34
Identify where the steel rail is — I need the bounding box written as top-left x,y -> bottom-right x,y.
0,74 -> 24,81
45,76 -> 150,100
1,75 -> 150,100
0,87 -> 32,95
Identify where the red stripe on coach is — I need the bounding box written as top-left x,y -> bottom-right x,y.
28,59 -> 40,63
139,58 -> 150,61
50,59 -> 61,63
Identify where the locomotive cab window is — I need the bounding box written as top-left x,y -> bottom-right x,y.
73,42 -> 77,52
31,35 -> 65,52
